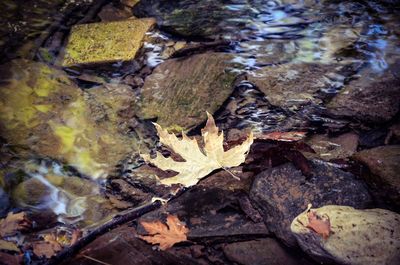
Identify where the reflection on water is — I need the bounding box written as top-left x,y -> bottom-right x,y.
0,0 -> 399,228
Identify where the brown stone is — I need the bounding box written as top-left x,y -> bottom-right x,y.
137,53 -> 237,131
353,145 -> 400,208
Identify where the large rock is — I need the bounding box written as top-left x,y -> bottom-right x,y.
249,161 -> 372,246
137,53 -> 237,131
291,205 -> 400,265
353,145 -> 400,209
0,60 -> 139,178
62,18 -> 155,67
247,63 -> 343,109
327,64 -> 400,124
222,238 -> 304,265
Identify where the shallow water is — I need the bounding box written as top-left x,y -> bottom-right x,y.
0,0 -> 399,228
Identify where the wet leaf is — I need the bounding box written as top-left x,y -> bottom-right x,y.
142,112 -> 253,187
32,234 -> 62,258
139,215 -> 189,250
0,212 -> 31,237
306,210 -> 331,239
0,239 -> 20,252
256,131 -> 306,142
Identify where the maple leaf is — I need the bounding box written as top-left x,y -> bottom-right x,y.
142,112 -> 253,187
139,215 -> 189,250
306,210 -> 331,239
0,212 -> 31,237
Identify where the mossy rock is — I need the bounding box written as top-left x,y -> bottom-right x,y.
62,18 -> 155,67
12,178 -> 51,207
0,60 -> 139,178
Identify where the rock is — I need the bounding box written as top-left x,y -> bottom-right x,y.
0,60 -> 139,178
132,0 -> 254,39
247,63 -> 343,109
250,161 -> 372,246
64,226 -> 200,265
327,65 -> 400,124
138,183 -> 269,241
353,145 -> 400,209
12,178 -> 51,207
291,205 -> 400,265
98,3 -> 133,22
222,238 -> 303,265
305,132 -> 359,161
137,53 -> 237,130
62,18 -> 155,67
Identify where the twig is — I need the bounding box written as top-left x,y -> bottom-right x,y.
81,255 -> 111,265
222,167 -> 240,180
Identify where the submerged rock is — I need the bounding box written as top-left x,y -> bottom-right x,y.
62,18 -> 155,67
291,205 -> 400,265
305,132 -> 359,161
137,53 -> 237,131
353,145 -> 400,209
250,161 -> 372,246
327,64 -> 400,124
247,63 -> 343,109
0,60 -> 139,178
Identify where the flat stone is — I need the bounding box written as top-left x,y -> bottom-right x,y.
353,145 -> 400,209
137,53 -> 237,131
223,238 -> 304,265
64,226 -> 200,265
291,205 -> 400,265
138,185 -> 269,241
250,160 -> 372,246
247,63 -> 342,109
327,64 -> 400,124
305,132 -> 359,160
62,18 -> 155,67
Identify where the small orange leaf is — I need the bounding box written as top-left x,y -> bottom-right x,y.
306,210 -> 331,239
139,215 -> 188,250
256,131 -> 306,142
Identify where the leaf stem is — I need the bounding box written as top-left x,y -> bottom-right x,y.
222,167 -> 240,180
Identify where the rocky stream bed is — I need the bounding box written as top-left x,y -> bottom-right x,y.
0,0 -> 400,265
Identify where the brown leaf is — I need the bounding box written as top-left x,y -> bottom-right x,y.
0,212 -> 31,237
139,215 -> 189,250
306,210 -> 331,239
33,234 -> 62,258
256,131 -> 306,142
0,252 -> 22,265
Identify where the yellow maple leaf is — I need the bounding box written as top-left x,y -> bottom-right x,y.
139,215 -> 189,250
142,112 -> 254,187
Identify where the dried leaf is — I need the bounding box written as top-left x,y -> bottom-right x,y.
0,212 -> 31,237
139,215 -> 189,250
33,234 -> 62,258
306,210 -> 331,239
142,112 -> 253,187
0,239 -> 20,252
256,131 -> 306,142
